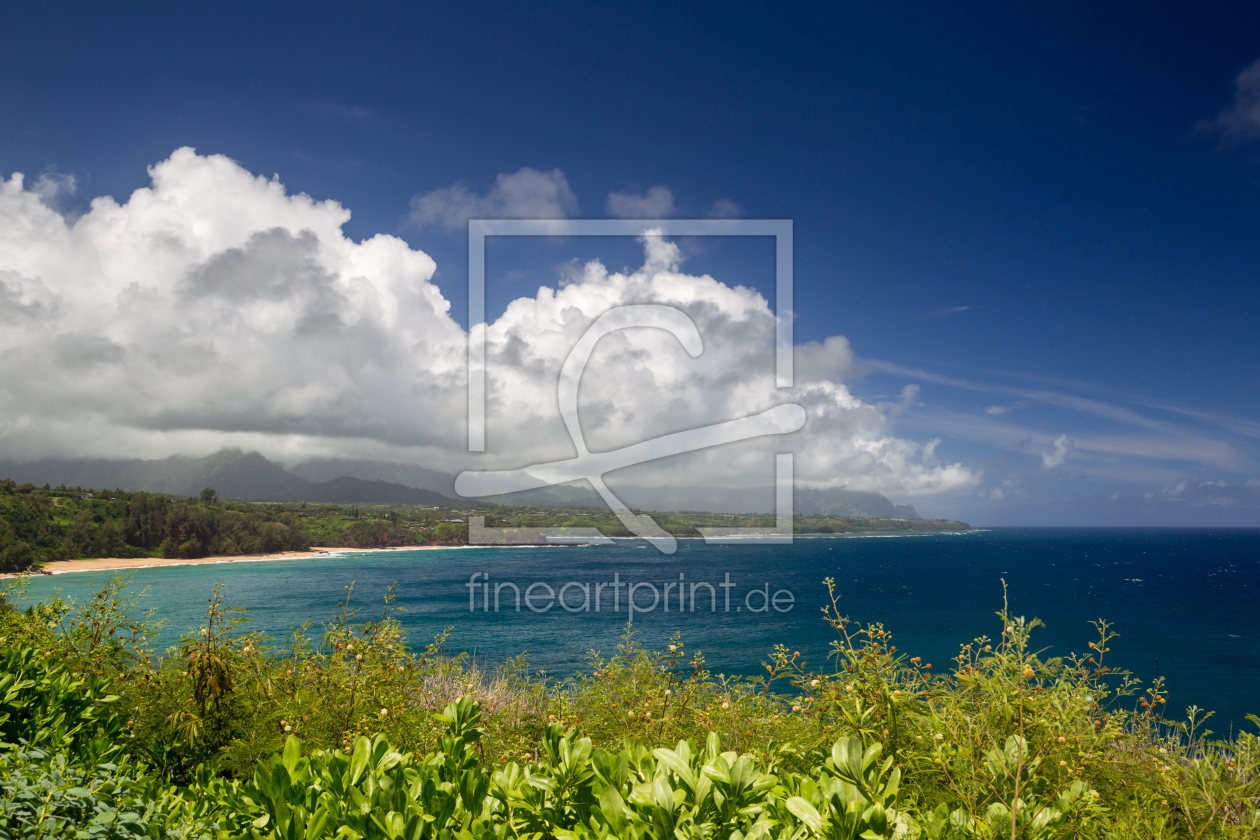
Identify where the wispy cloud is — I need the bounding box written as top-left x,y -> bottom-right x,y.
1196,56 -> 1260,146
942,361 -> 1260,441
925,305 -> 971,318
606,185 -> 674,218
863,359 -> 1170,431
29,167 -> 77,212
603,188 -> 743,221
984,400 -> 1032,416
408,167 -> 578,232
1041,433 -> 1072,468
302,101 -> 380,123
1152,478 -> 1260,509
1068,434 -> 1242,471
867,357 -> 1256,482
704,198 -> 743,219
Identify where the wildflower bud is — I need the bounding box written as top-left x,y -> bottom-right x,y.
984,645 -> 992,652
356,654 -> 362,660
664,689 -> 672,696
792,705 -> 802,712
1058,736 -> 1066,742
284,725 -> 292,732
810,679 -> 820,688
669,645 -> 677,652
1091,791 -> 1099,799
1023,667 -> 1035,678
1060,760 -> 1067,766
721,701 -> 731,709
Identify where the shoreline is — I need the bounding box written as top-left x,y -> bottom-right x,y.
2,530 -> 980,579
4,544 -> 459,577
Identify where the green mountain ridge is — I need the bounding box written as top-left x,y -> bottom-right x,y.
0,448 -> 923,518
0,450 -> 454,505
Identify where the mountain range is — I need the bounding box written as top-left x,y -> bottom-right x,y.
0,450 -> 453,506
0,449 -> 921,518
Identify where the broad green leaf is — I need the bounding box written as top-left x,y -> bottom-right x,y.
283,734 -> 303,775
787,796 -> 823,833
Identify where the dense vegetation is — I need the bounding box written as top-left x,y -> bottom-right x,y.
1,574 -> 1255,838
0,482 -> 312,573
0,479 -> 967,574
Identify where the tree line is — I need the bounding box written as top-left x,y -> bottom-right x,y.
0,481 -> 311,572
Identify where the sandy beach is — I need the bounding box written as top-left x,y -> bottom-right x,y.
5,545 -> 451,577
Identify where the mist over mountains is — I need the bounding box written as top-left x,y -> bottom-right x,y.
0,450 -> 453,506
0,449 -> 921,518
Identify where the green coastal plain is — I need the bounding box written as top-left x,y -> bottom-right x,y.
0,479 -> 968,574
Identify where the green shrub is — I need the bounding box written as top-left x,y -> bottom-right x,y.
0,748 -> 207,840
2,573 -> 1259,837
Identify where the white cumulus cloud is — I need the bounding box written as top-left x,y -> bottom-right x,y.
0,149 -> 980,500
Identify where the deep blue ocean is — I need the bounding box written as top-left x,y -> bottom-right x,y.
14,528 -> 1260,733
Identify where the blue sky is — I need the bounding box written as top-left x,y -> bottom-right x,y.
2,1 -> 1259,524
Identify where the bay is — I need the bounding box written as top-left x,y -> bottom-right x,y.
14,527 -> 1260,733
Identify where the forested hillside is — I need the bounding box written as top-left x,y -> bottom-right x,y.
0,481 -> 312,572
0,481 -> 477,573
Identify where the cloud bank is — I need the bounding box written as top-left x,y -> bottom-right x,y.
0,149 -> 977,500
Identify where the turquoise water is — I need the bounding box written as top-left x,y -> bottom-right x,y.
14,527 -> 1260,732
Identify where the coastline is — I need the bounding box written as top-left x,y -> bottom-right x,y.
1,530 -> 980,579
3,544 -> 454,577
